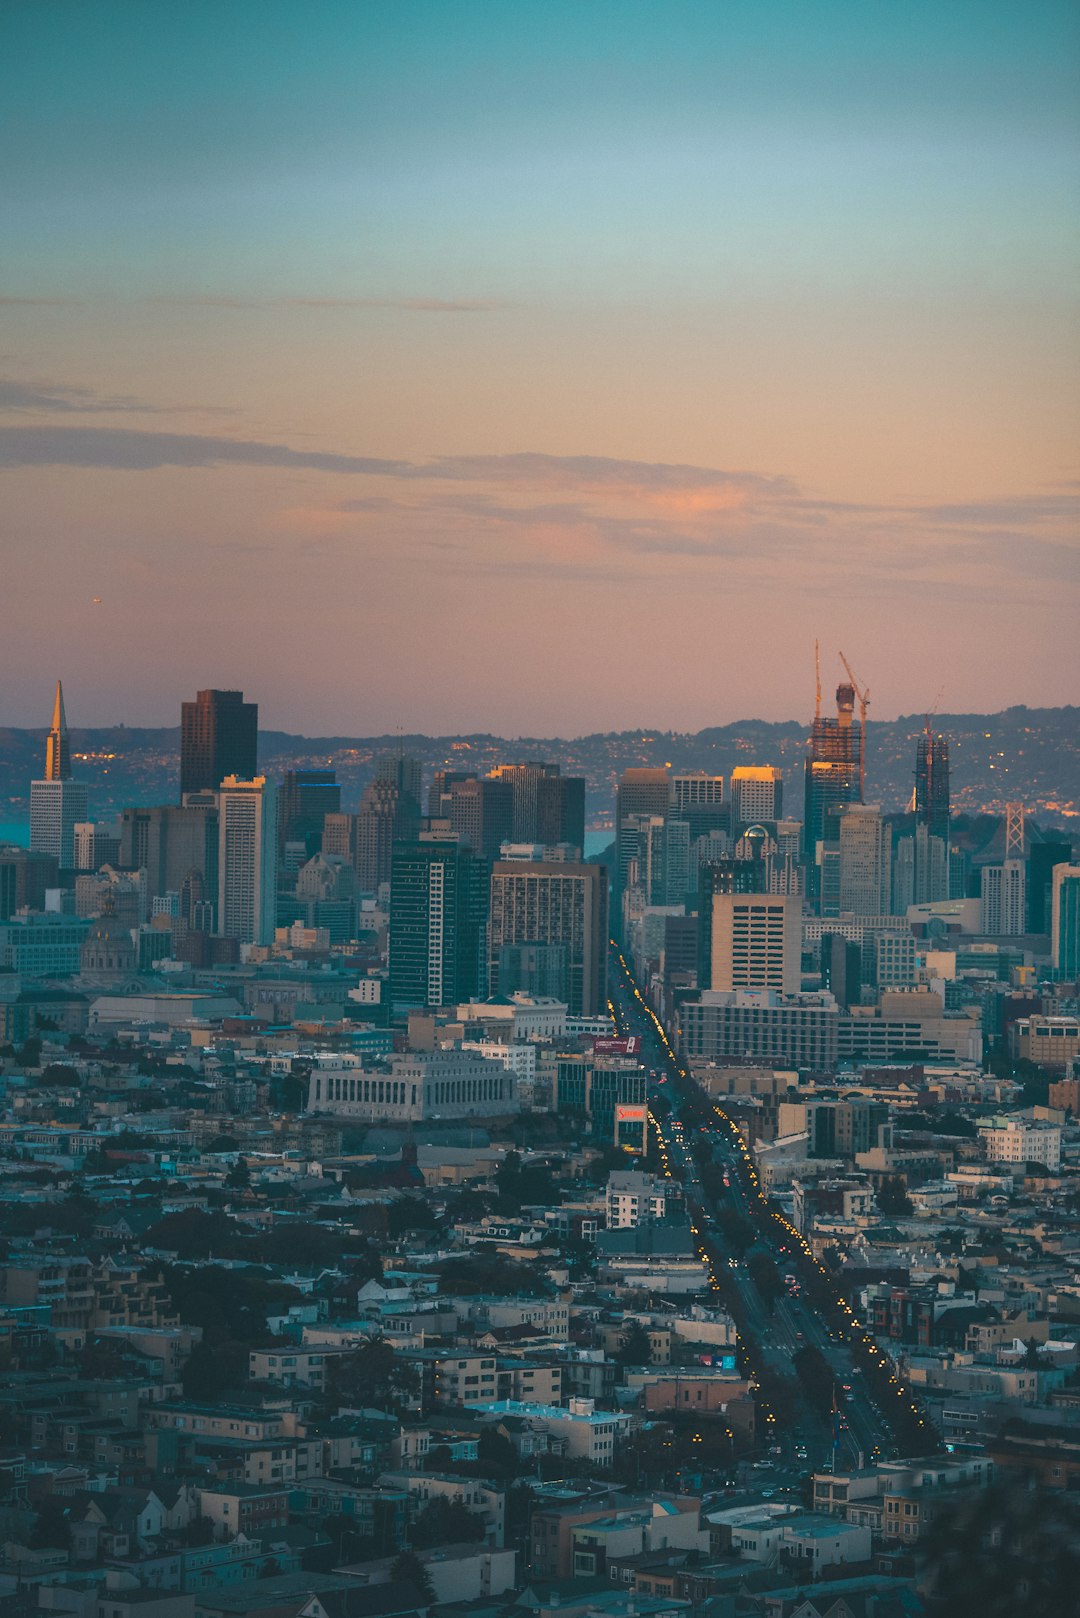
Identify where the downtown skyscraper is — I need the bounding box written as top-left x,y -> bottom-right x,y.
803,680 -> 863,903
180,689 -> 258,797
29,682 -> 87,870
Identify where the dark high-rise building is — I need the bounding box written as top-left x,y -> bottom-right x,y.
488,857 -> 609,1015
119,802 -> 220,908
536,772 -> 586,853
821,931 -> 862,1010
914,729 -> 950,845
388,837 -> 488,1010
0,846 -> 58,919
278,770 -> 340,859
1029,838 -> 1072,935
614,767 -> 671,934
486,762 -> 587,851
356,778 -> 421,891
375,752 -> 423,813
180,690 -> 258,797
428,775 -> 514,860
803,683 -> 862,903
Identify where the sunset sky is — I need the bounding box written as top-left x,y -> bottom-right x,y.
3,0 -> 1078,735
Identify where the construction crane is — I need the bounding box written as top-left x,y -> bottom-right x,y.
838,651 -> 870,800
814,640 -> 822,720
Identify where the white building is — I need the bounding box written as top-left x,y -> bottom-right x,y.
462,1396 -> 630,1465
30,779 -> 88,870
455,993 -> 567,1041
306,1047 -> 518,1122
981,860 -> 1027,937
218,777 -> 277,946
978,1114 -> 1061,1171
875,930 -> 918,988
606,1170 -> 674,1229
729,766 -> 782,825
838,805 -> 891,919
710,893 -> 801,995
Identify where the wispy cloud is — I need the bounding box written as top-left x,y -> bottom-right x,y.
149,294 -> 509,313
0,295 -> 77,306
0,378 -> 235,418
0,421 -> 1071,605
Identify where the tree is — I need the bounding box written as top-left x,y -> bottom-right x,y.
745,1251 -> 784,1313
326,1337 -> 419,1416
616,1320 -> 653,1367
205,1134 -> 240,1153
476,1426 -> 517,1479
877,1176 -> 914,1216
225,1159 -> 251,1190
410,1497 -> 485,1549
40,1062 -> 80,1087
182,1339 -> 251,1401
921,1485 -> 1080,1617
392,1550 -> 435,1604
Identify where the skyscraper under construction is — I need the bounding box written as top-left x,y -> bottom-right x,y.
803,678 -> 863,902
914,728 -> 950,844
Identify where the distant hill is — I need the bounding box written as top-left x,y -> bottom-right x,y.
1,706 -> 1077,831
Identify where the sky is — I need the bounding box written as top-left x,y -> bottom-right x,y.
2,0 -> 1078,737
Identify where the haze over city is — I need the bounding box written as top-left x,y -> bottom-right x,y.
3,0 -> 1078,732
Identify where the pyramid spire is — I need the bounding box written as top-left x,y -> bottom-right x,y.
45,679 -> 71,781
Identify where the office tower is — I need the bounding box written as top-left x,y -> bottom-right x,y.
375,752 -> 423,812
180,689 -> 258,796
388,837 -> 488,1010
615,768 -> 671,932
0,847 -> 58,919
429,774 -> 514,860
730,766 -> 783,827
73,821 -> 121,873
709,892 -> 801,994
1029,839 -> 1072,934
488,761 -> 557,840
217,777 -> 277,945
981,861 -> 1026,937
29,682 -> 87,869
278,770 -> 340,859
536,772 -> 586,853
914,728 -> 950,844
671,773 -> 728,842
626,813 -> 689,908
488,857 -> 608,1015
698,856 -> 766,987
321,812 -> 357,865
356,776 -> 422,890
1051,866 -> 1080,977
838,805 -> 891,917
803,681 -> 863,903
119,802 -> 219,906
821,931 -> 862,1010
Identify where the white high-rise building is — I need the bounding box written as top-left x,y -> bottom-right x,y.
838,805 -> 891,918
710,892 -> 802,994
981,860 -> 1026,937
217,776 -> 277,945
29,680 -> 87,870
730,766 -> 783,825
30,780 -> 88,871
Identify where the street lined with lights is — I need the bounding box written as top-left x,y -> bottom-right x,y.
610,943 -> 939,1462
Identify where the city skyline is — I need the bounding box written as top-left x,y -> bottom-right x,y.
3,0 -> 1078,732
